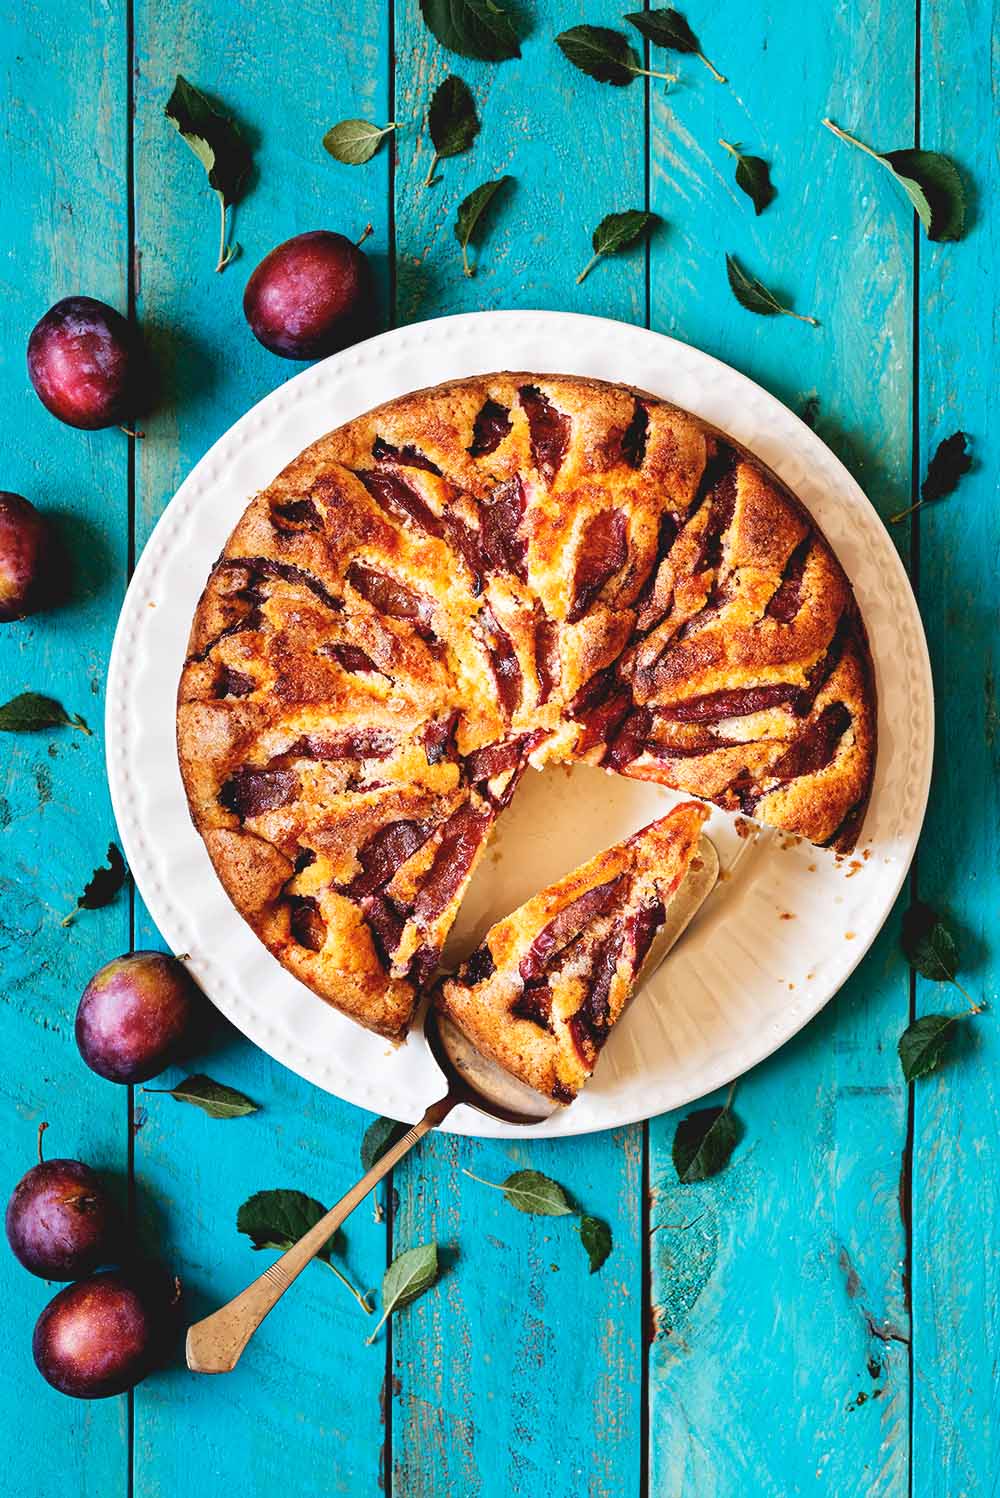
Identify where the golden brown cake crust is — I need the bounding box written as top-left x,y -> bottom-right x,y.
177,373 -> 877,1040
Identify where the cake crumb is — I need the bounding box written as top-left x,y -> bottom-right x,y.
845,860 -> 863,878
845,931 -> 856,941
779,911 -> 795,921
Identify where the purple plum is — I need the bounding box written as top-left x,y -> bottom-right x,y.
32,1270 -> 170,1398
5,1124 -> 117,1280
0,492 -> 49,622
76,951 -> 204,1084
27,296 -> 140,430
243,230 -> 373,359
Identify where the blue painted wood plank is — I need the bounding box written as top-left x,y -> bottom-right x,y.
911,2 -> 999,1492
645,2 -> 916,1491
389,3 -> 647,1493
129,2 -> 392,1491
0,1 -> 131,1492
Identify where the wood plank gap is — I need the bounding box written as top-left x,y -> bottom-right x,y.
125,4 -> 137,1494
905,6 -> 921,1492
384,1160 -> 395,1496
638,1124 -> 651,1498
387,0 -> 398,330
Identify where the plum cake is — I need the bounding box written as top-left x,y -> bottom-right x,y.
436,801 -> 708,1102
178,373 -> 876,1042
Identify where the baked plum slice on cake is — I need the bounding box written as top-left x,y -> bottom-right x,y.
435,800 -> 708,1103
179,373 -> 876,1042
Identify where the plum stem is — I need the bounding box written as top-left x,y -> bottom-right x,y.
424,151 -> 441,188
576,252 -> 603,285
119,425 -> 145,439
37,1121 -> 48,1164
697,51 -> 727,83
822,117 -> 882,162
630,63 -> 678,83
323,1259 -> 374,1314
215,197 -> 240,272
356,222 -> 374,248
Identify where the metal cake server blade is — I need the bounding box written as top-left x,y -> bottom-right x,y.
185,833 -> 720,1375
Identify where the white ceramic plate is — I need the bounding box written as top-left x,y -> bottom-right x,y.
106,311 -> 933,1138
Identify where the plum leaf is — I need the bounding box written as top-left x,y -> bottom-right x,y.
365,1242 -> 439,1343
426,76 -> 480,186
578,209 -> 658,283
579,1214 -> 612,1272
890,433 -> 973,523
62,843 -> 128,926
165,75 -> 253,271
672,1092 -> 740,1182
625,8 -> 726,81
454,175 -> 511,277
148,1074 -> 259,1118
0,692 -> 90,735
360,1115 -> 408,1171
719,140 -> 775,214
323,119 -> 397,166
419,0 -> 520,61
555,24 -> 676,85
726,254 -> 819,326
822,120 -> 965,242
237,1188 -> 372,1313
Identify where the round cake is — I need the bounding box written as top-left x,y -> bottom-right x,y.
177,373 -> 876,1041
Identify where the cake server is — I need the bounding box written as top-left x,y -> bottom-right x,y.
185,833 -> 720,1375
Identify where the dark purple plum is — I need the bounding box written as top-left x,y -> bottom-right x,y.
243,231 -> 373,360
5,1124 -> 117,1280
33,1270 -> 169,1398
76,951 -> 204,1084
0,491 -> 49,622
27,296 -> 140,430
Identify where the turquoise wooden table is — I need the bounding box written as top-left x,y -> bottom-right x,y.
1,1 -> 996,1492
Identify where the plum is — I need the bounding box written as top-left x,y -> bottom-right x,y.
243,230 -> 373,359
76,952 -> 204,1084
5,1124 -> 118,1280
33,1269 -> 170,1398
27,296 -> 141,430
0,491 -> 49,622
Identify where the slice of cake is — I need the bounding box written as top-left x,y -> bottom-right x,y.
435,800 -> 708,1103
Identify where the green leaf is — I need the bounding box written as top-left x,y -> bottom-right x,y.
360,1115 -> 408,1172
725,253 -> 819,326
555,25 -> 676,86
454,175 -> 511,277
719,140 -> 775,214
890,431 -> 973,524
366,1242 -> 439,1343
577,209 -> 658,282
463,1166 -> 574,1215
901,901 -> 961,984
921,432 -> 973,503
323,118 -> 397,166
165,75 -> 253,270
822,120 -> 966,243
425,76 -> 480,186
238,1188 -> 336,1256
881,150 -> 966,242
625,8 -> 726,81
579,1214 -> 612,1273
672,1098 -> 740,1183
502,1169 -> 574,1216
0,692 -> 90,734
419,0 -> 520,61
62,842 -> 128,925
898,1013 -> 959,1081
237,1188 -> 372,1313
148,1074 -> 259,1118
